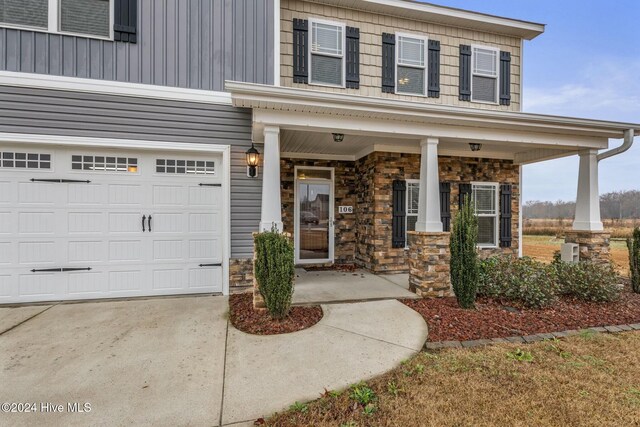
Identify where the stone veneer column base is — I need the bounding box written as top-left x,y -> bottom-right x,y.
408,231 -> 453,298
564,230 -> 611,264
229,258 -> 254,293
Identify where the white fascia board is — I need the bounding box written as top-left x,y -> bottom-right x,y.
228,82 -> 640,139
0,71 -> 232,105
252,109 -> 608,150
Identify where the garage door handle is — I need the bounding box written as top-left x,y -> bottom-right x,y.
142,215 -> 146,232
147,215 -> 152,232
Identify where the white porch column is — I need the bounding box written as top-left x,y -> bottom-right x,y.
259,125 -> 283,232
415,137 -> 443,232
572,149 -> 603,231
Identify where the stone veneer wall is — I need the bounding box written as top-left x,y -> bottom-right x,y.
229,258 -> 254,292
564,231 -> 611,265
408,231 -> 452,297
281,158 -> 357,264
355,152 -> 520,273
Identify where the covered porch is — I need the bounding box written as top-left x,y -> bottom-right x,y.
228,82 -> 637,298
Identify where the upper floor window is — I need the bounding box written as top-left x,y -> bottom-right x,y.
396,34 -> 427,96
471,46 -> 499,103
0,0 -> 112,40
310,20 -> 345,87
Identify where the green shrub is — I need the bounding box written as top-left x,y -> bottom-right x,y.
253,228 -> 295,319
628,227 -> 640,293
478,256 -> 557,308
554,261 -> 621,302
450,195 -> 479,309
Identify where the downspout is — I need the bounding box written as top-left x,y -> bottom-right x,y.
597,128 -> 635,162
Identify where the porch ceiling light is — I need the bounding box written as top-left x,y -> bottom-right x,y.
246,143 -> 259,178
332,133 -> 345,143
469,143 -> 482,152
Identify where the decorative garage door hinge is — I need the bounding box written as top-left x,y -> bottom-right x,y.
31,267 -> 93,273
198,183 -> 222,187
30,178 -> 91,183
198,263 -> 222,267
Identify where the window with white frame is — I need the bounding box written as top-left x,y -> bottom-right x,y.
0,0 -> 112,39
396,35 -> 427,95
472,183 -> 499,247
310,20 -> 344,87
406,180 -> 420,237
471,46 -> 499,103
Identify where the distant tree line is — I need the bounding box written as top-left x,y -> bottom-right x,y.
524,190 -> 640,219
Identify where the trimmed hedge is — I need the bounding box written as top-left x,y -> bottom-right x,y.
254,229 -> 295,319
554,260 -> 621,302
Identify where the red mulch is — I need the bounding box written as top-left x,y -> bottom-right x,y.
403,290 -> 640,342
229,293 -> 323,335
304,264 -> 359,272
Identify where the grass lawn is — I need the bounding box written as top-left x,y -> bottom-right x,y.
523,235 -> 630,275
267,331 -> 640,426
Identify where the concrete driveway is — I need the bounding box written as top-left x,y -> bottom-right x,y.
0,296 -> 427,426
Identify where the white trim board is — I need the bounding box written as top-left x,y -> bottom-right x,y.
0,71 -> 232,105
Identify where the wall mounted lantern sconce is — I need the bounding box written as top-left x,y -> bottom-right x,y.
469,143 -> 482,152
246,143 -> 260,178
332,133 -> 345,143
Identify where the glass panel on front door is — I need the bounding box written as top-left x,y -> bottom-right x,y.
298,182 -> 331,260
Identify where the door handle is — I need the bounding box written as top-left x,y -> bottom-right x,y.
142,215 -> 146,232
147,215 -> 152,232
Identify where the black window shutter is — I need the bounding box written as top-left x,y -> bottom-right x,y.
459,45 -> 471,101
499,51 -> 511,106
114,0 -> 137,43
500,184 -> 513,247
428,40 -> 440,98
440,182 -> 451,232
346,27 -> 360,89
458,183 -> 472,209
392,180 -> 406,248
293,19 -> 309,84
381,33 -> 395,93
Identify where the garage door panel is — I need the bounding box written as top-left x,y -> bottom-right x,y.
19,212 -> 55,234
152,213 -> 184,233
189,267 -> 222,291
0,181 -> 12,203
0,212 -> 13,234
68,212 -> 105,234
189,213 -> 220,233
153,185 -> 186,205
68,240 -> 105,263
0,242 -> 11,264
189,239 -> 221,261
153,240 -> 184,261
19,273 -> 59,297
68,183 -> 106,205
109,212 -> 143,233
108,184 -> 144,205
108,270 -> 144,292
152,269 -> 185,290
0,275 -> 12,299
18,182 -> 58,204
19,241 -> 57,264
109,240 -> 144,262
189,186 -> 222,206
67,270 -> 106,295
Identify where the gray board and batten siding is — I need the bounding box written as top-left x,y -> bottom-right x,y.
0,0 -> 275,91
0,85 -> 262,258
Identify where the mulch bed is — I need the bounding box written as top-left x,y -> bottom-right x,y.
229,293 -> 323,335
403,289 -> 640,342
303,264 -> 358,272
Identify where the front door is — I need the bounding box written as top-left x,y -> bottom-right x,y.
294,167 -> 334,264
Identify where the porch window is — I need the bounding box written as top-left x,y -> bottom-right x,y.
472,183 -> 499,247
396,34 -> 427,95
471,46 -> 499,103
310,20 -> 344,87
405,180 -> 420,237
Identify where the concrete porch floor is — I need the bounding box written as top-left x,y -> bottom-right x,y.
292,268 -> 417,305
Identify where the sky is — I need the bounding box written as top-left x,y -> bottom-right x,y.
420,0 -> 640,203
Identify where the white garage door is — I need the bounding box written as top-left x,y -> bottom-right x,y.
0,145 -> 226,304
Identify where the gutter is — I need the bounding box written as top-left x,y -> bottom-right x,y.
597,129 -> 636,162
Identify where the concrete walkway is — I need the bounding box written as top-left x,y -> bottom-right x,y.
293,268 -> 417,304
0,296 -> 427,426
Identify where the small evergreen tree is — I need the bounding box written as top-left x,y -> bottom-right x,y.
450,195 -> 479,308
254,227 -> 295,319
628,227 -> 640,293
